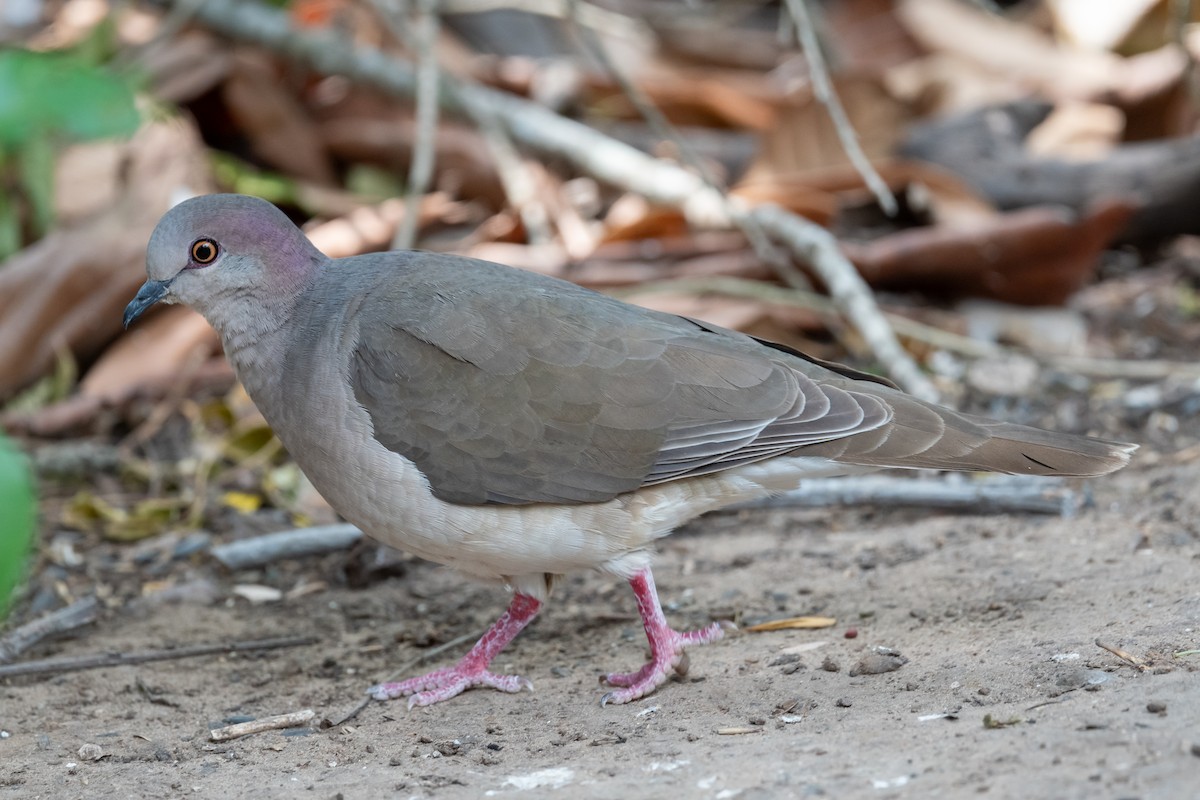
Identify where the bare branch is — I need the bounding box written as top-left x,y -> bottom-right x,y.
782,0 -> 898,216
0,597 -> 100,664
0,635 -> 316,680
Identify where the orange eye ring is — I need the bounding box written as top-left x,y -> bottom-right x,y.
191,238 -> 219,264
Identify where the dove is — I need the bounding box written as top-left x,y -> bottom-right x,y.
124,194 -> 1134,707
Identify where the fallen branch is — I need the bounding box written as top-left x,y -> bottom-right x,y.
210,523 -> 363,570
150,0 -> 936,401
0,597 -> 100,664
209,708 -> 315,741
733,475 -> 1082,516
0,634 -> 316,680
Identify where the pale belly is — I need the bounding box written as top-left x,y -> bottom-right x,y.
288,406 -> 861,584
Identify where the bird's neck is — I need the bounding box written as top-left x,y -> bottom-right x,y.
203,290 -> 301,401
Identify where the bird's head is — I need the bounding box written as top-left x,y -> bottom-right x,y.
124,194 -> 323,329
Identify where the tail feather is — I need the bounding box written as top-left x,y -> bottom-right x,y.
801,387 -> 1136,477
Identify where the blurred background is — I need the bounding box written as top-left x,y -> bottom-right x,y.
2,0 -> 1199,643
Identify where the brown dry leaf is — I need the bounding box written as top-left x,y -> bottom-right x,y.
223,49 -> 336,185
843,200 -> 1137,305
739,160 -> 995,230
746,616 -> 838,633
0,119 -> 213,401
615,65 -> 780,131
601,200 -> 692,244
824,0 -> 925,71
742,74 -> 912,182
80,307 -> 219,403
477,55 -> 780,131
734,75 -> 916,223
866,161 -> 996,227
727,181 -> 838,227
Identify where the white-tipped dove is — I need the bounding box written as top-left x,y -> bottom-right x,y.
124,194 -> 1135,707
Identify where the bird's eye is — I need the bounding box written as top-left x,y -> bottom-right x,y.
190,238 -> 219,264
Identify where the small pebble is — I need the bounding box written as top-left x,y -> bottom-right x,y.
977,687 -> 991,696
78,743 -> 103,761
1147,701 -> 1167,715
820,656 -> 840,673
836,698 -> 853,708
1190,742 -> 1200,759
844,629 -> 858,639
849,652 -> 908,677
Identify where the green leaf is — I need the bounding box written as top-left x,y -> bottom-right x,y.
18,136 -> 55,237
0,49 -> 140,150
0,435 -> 36,621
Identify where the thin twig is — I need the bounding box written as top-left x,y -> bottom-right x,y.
748,205 -> 936,399
371,0 -> 552,244
564,0 -> 805,288
329,630 -> 478,726
0,635 -> 317,680
1095,639 -> 1150,672
392,0 -> 441,250
782,0 -> 898,216
210,709 -> 315,741
0,597 -> 100,664
460,93 -> 555,245
210,524 -> 364,570
149,0 -> 936,400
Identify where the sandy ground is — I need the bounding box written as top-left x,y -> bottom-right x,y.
2,456 -> 1198,800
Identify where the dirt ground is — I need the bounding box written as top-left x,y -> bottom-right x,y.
2,452 -> 1197,800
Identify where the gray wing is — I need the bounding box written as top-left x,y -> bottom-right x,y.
347,256 -> 890,505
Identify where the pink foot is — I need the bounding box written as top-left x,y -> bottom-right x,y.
600,568 -> 727,705
370,594 -> 540,708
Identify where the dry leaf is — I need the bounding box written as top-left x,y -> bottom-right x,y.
223,49 -> 336,186
80,306 -> 220,402
742,74 -> 912,183
843,200 -> 1136,305
825,0 -> 924,71
0,119 -> 213,400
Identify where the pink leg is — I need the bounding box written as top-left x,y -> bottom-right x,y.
600,567 -> 726,705
370,593 -> 541,708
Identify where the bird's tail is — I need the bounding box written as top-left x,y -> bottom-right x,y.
803,389 -> 1136,477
